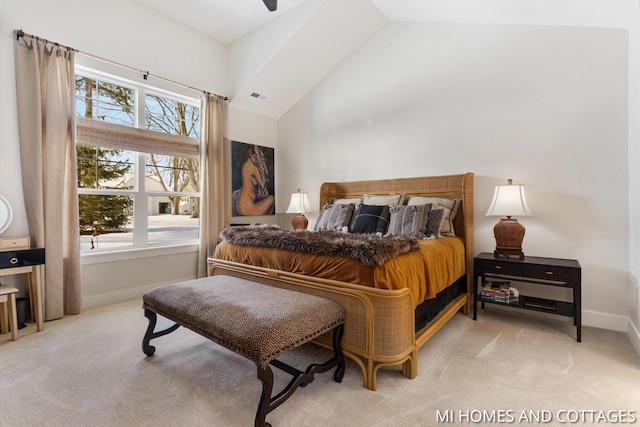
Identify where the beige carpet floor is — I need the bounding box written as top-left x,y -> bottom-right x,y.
1,299 -> 639,427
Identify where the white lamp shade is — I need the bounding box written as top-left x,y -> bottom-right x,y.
485,183 -> 532,217
285,192 -> 312,214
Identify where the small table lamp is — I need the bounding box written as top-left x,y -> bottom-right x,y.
486,179 -> 532,259
286,189 -> 312,230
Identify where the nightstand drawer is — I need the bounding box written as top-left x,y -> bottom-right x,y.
0,237 -> 30,251
0,248 -> 45,269
523,264 -> 579,284
474,258 -> 524,276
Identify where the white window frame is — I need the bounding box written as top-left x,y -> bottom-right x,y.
75,64 -> 202,263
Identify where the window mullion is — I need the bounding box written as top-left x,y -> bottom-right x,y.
133,88 -> 148,247
134,152 -> 148,247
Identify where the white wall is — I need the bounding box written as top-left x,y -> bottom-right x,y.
0,0 -> 280,309
279,22 -> 631,332
0,0 -> 27,240
12,0 -> 228,94
627,5 -> 640,352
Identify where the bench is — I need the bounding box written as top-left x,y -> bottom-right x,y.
141,275 -> 346,427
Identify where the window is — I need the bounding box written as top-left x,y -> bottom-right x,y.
75,71 -> 201,254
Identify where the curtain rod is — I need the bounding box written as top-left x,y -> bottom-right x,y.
14,29 -> 228,100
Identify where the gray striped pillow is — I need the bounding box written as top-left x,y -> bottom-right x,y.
314,203 -> 356,231
385,204 -> 431,238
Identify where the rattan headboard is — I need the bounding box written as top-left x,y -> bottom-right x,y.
319,172 -> 475,290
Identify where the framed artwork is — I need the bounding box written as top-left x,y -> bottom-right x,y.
231,141 -> 275,216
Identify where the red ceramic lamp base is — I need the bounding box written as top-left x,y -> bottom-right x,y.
291,214 -> 308,231
493,217 -> 525,259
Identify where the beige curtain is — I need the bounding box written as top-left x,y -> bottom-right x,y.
197,94 -> 228,277
14,37 -> 82,319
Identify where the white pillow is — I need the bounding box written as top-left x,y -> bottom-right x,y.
333,198 -> 363,230
362,194 -> 404,207
333,197 -> 362,205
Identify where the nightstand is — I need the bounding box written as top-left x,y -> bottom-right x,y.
0,237 -> 45,332
473,252 -> 581,342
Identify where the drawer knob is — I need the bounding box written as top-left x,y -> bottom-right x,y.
494,265 -> 503,270
545,271 -> 554,276
10,257 -> 19,265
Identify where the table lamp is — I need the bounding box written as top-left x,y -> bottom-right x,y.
485,179 -> 532,259
285,189 -> 312,230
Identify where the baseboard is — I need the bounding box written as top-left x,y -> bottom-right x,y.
628,318 -> 640,357
489,305 -> 629,332
582,309 -> 628,332
82,275 -> 197,310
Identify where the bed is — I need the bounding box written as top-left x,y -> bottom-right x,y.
208,172 -> 474,390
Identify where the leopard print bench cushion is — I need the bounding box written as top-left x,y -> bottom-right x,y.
143,275 -> 345,368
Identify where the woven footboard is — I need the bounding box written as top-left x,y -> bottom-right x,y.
208,258 -> 467,391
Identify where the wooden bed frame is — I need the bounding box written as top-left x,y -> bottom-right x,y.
208,172 -> 474,391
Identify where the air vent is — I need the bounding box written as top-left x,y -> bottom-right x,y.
250,92 -> 261,98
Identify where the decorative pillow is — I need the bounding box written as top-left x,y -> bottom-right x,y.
314,203 -> 356,231
426,208 -> 445,238
334,197 -> 363,230
385,204 -> 431,238
362,193 -> 404,207
437,207 -> 455,236
333,197 -> 362,206
407,197 -> 461,236
351,204 -> 391,234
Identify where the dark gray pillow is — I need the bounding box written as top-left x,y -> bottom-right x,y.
351,205 -> 391,234
314,203 -> 355,231
385,204 -> 431,238
426,208 -> 445,238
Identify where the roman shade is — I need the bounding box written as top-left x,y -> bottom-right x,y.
76,116 -> 200,159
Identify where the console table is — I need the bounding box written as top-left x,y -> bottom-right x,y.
0,237 -> 45,332
473,252 -> 582,342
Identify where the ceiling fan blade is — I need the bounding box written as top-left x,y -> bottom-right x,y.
263,0 -> 277,11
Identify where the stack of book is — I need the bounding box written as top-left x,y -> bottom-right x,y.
480,280 -> 518,304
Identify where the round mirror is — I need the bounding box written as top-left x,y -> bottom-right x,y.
0,195 -> 13,234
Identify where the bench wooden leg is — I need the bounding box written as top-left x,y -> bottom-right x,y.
254,324 -> 345,427
142,308 -> 181,356
332,322 -> 346,382
256,365 -> 275,427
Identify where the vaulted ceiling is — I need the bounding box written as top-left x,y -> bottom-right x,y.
134,0 -> 631,119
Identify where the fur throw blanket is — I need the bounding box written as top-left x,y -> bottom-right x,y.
219,225 -> 420,267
